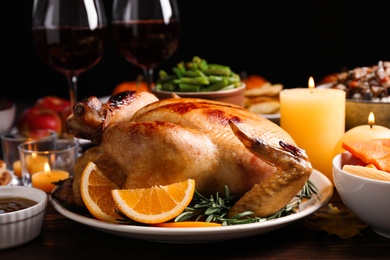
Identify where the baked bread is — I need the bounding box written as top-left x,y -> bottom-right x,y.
0,160 -> 12,186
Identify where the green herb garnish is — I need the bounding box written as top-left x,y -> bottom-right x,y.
175,180 -> 318,226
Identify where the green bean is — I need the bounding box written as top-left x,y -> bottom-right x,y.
202,68 -> 231,77
172,67 -> 183,78
184,69 -> 205,77
201,78 -> 229,92
175,76 -> 210,85
199,59 -> 208,70
157,75 -> 177,83
208,64 -> 231,70
226,76 -> 240,84
192,56 -> 202,64
177,62 -> 186,74
158,69 -> 169,79
156,83 -> 176,91
208,75 -> 224,83
179,84 -> 201,92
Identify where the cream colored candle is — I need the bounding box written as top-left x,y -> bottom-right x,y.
32,163 -> 69,193
333,112 -> 390,155
280,77 -> 346,184
26,153 -> 48,174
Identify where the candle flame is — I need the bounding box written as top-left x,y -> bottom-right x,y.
368,112 -> 375,128
44,163 -> 51,173
308,77 -> 315,89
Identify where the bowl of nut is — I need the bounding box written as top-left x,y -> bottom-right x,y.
320,61 -> 390,130
152,56 -> 245,107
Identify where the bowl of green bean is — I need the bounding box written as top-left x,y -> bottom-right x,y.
152,56 -> 246,107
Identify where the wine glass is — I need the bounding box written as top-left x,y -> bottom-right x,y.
32,0 -> 107,110
111,0 -> 180,92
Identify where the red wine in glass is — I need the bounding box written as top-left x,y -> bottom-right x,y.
32,26 -> 106,77
32,0 -> 107,111
112,0 -> 180,91
111,20 -> 179,72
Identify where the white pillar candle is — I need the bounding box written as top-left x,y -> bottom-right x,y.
280,77 -> 346,184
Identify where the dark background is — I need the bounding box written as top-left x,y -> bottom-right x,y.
4,0 -> 390,102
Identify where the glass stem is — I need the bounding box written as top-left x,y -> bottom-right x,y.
144,68 -> 154,92
67,75 -> 78,112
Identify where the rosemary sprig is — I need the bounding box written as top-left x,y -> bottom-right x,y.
175,179 -> 318,226
174,186 -> 240,223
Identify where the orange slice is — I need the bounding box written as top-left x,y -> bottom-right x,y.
111,179 -> 195,224
80,161 -> 121,223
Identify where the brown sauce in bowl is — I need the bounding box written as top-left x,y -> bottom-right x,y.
0,197 -> 37,214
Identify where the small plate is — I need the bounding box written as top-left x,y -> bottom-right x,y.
261,113 -> 280,125
51,169 -> 333,243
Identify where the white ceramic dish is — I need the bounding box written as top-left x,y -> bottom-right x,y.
51,169 -> 332,243
0,186 -> 48,250
0,102 -> 16,134
333,152 -> 390,238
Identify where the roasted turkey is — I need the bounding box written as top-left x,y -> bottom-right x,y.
60,91 -> 313,218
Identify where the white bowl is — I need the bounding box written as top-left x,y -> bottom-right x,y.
332,152 -> 390,238
0,99 -> 16,133
0,186 -> 47,250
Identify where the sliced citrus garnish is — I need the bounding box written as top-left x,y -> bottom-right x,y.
80,161 -> 121,223
151,221 -> 222,228
111,179 -> 195,224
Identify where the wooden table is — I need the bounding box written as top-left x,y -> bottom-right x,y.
1,190 -> 389,259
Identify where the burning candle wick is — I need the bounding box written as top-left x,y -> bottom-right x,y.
368,112 -> 375,129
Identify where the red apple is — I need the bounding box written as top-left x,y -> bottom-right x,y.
35,96 -> 71,114
17,107 -> 62,138
61,105 -> 72,132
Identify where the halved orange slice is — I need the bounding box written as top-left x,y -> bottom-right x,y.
111,179 -> 195,224
80,161 -> 121,223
